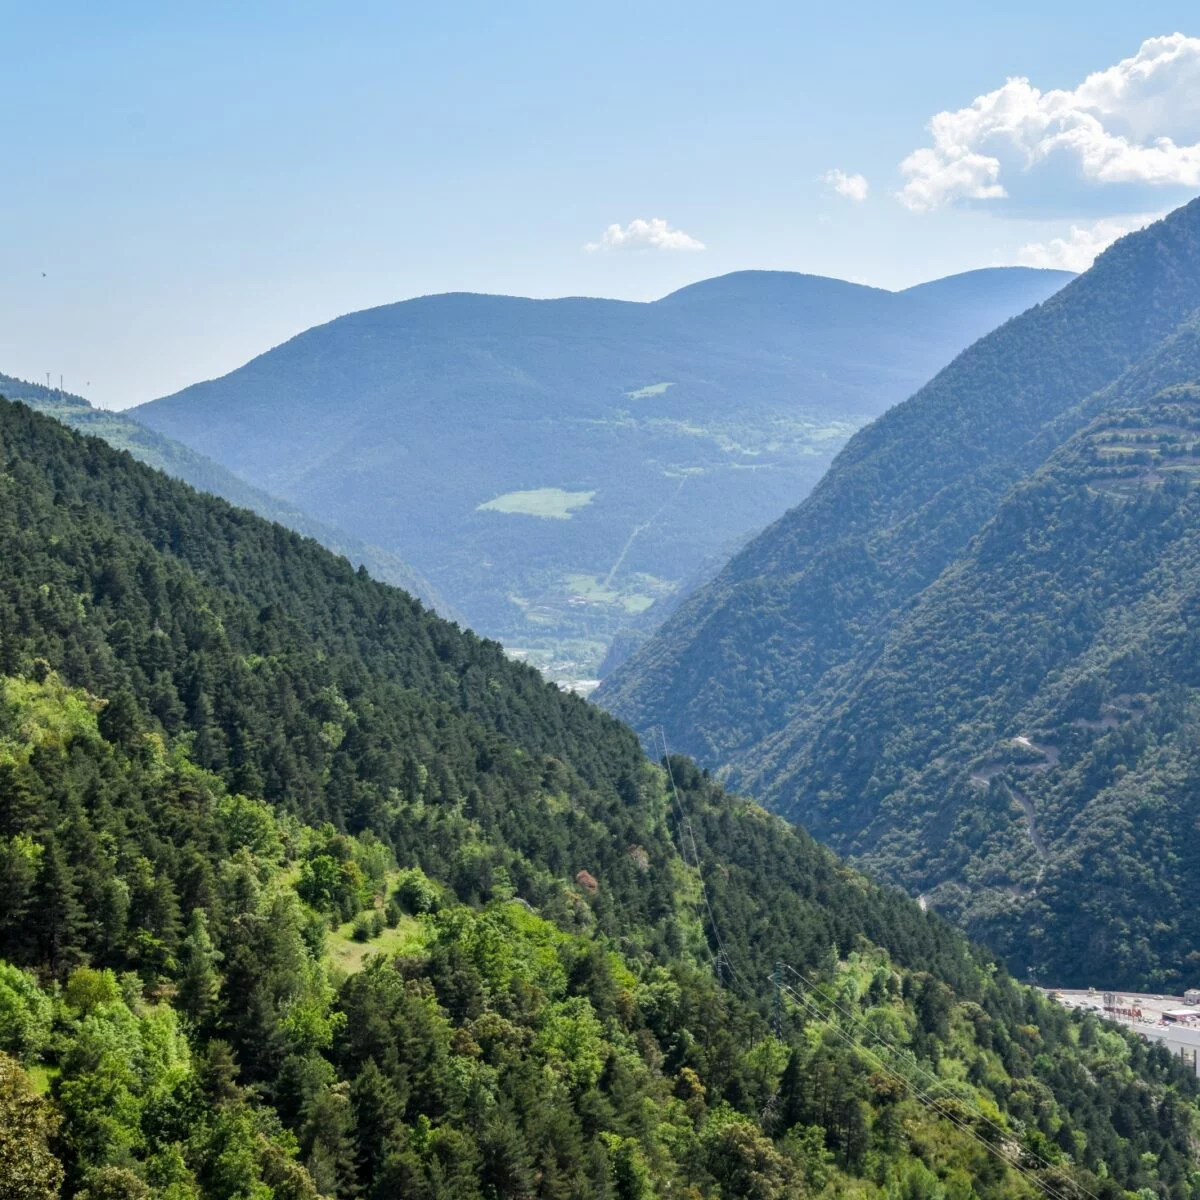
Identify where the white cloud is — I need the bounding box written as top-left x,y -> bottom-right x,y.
584,217 -> 705,253
1016,212 -> 1163,272
900,33 -> 1200,212
822,169 -> 869,201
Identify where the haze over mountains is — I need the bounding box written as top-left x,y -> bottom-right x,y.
130,266 -> 1069,682
599,197 -> 1200,990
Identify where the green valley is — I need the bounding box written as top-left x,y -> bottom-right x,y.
128,269 -> 1070,683
11,15 -> 1200,1200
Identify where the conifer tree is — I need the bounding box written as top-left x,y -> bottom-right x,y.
177,908 -> 222,1028
350,1058 -> 401,1188
33,837 -> 87,976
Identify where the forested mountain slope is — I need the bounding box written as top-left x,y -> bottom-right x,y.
129,268 -> 1068,683
2,395 -> 1196,1199
748,384 -> 1200,989
0,372 -> 450,616
598,199 -> 1200,991
599,203 -> 1200,763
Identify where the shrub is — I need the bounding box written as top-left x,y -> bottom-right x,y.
393,868 -> 439,915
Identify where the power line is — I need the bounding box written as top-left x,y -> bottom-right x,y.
783,965 -> 1101,1200
658,727 -> 750,991
779,981 -> 1076,1200
779,979 -> 1086,1200
658,727 -> 723,981
656,729 -> 1094,1200
772,959 -> 784,1038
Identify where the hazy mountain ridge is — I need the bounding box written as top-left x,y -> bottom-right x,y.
130,267 -> 1070,682
0,371 -> 453,617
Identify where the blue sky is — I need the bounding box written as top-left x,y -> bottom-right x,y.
3,1 -> 1198,409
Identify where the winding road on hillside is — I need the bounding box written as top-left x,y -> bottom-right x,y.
1013,789 -> 1049,859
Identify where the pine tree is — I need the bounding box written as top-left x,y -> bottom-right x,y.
778,1047 -> 806,1131
0,762 -> 39,840
302,1083 -> 358,1198
96,689 -> 141,751
350,1058 -> 401,1189
33,837 -> 87,976
0,835 -> 40,960
177,908 -> 222,1028
478,1108 -> 536,1200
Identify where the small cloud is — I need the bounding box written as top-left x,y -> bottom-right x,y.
584,217 -> 705,253
899,33 -> 1200,213
1016,212 -> 1163,272
822,169 -> 869,202
899,147 -> 1006,212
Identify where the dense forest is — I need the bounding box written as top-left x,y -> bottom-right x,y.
3,396 -> 1200,1198
598,199 -> 1200,989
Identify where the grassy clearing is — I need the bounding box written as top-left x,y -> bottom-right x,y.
807,421 -> 859,441
478,488 -> 596,519
564,573 -> 654,613
622,594 -> 654,613
26,1064 -> 56,1095
626,382 -> 674,400
327,912 -> 427,975
564,573 -> 620,603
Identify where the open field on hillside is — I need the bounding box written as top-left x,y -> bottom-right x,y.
478,487 -> 596,518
